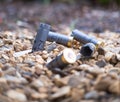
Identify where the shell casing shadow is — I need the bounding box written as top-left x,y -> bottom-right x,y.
72,29 -> 99,45
47,32 -> 73,47
46,48 -> 76,69
80,43 -> 96,57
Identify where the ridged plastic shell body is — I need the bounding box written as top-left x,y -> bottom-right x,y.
48,32 -> 73,47
32,23 -> 50,52
72,29 -> 98,45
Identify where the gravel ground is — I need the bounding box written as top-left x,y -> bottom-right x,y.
0,1 -> 120,102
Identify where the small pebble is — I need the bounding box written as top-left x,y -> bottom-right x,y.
115,62 -> 120,68
0,69 -> 3,77
0,39 -> 4,47
42,54 -> 48,60
3,67 -> 16,76
116,54 -> 120,61
31,92 -> 48,99
46,42 -> 57,52
0,78 -> 7,84
84,91 -> 99,99
97,47 -> 105,55
71,88 -> 85,101
94,75 -> 112,91
109,81 -> 120,95
35,55 -> 44,64
53,75 -> 69,86
50,86 -> 71,99
31,79 -> 44,89
6,90 -> 27,101
105,52 -> 114,62
96,59 -> 106,68
68,75 -> 83,87
5,75 -> 28,84
108,68 -> 120,74
110,54 -> 118,64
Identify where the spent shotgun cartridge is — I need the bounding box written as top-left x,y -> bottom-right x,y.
80,43 -> 96,57
32,23 -> 51,52
32,23 -> 74,52
72,29 -> 103,48
46,48 -> 76,69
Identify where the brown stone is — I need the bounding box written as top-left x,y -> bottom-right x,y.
109,80 -> 120,95
6,90 -> 27,101
50,86 -> 71,99
53,75 -> 70,86
94,74 -> 113,91
105,52 -> 114,62
31,92 -> 48,99
71,88 -> 85,101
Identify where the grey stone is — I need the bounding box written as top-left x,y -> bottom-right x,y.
96,59 -> 106,67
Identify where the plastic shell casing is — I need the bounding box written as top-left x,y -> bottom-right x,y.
32,23 -> 51,52
46,48 -> 76,69
48,32 -> 73,47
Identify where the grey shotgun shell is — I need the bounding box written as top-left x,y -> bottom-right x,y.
32,23 -> 51,52
72,29 -> 98,45
47,31 -> 73,47
46,48 -> 76,69
80,43 -> 96,57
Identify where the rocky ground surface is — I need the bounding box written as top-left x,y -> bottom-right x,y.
0,1 -> 120,102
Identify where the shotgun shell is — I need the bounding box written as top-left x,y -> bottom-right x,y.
72,29 -> 100,45
47,31 -> 73,47
32,23 -> 51,52
46,48 -> 76,69
80,43 -> 96,57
